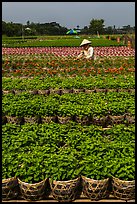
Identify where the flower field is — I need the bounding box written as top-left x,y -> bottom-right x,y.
2,45 -> 135,184
2,46 -> 135,56
2,47 -> 135,78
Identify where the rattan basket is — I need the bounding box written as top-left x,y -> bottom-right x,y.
2,177 -> 19,200
49,177 -> 81,202
81,176 -> 110,201
58,116 -> 71,124
75,116 -> 90,125
111,176 -> 135,201
18,178 -> 49,201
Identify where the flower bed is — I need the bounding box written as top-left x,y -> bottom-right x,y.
2,46 -> 135,56
2,54 -> 135,77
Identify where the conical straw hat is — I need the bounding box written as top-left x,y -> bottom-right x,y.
80,39 -> 91,46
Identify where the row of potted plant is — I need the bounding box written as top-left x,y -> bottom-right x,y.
2,175 -> 135,201
2,74 -> 135,90
2,122 -> 135,183
2,91 -> 135,117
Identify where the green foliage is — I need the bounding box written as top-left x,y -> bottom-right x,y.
2,74 -> 135,90
2,123 -> 135,182
2,91 -> 135,117
2,21 -> 68,37
89,18 -> 105,34
2,37 -> 124,47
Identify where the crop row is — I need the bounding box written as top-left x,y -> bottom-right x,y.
2,46 -> 135,56
2,54 -> 134,69
2,92 -> 135,117
2,55 -> 135,77
2,37 -> 125,48
2,54 -> 135,69
2,74 -> 135,90
2,122 -> 135,183
3,67 -> 135,78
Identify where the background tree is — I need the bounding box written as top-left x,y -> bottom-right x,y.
88,18 -> 105,34
26,20 -> 30,27
2,20 -> 135,37
2,21 -> 22,36
104,26 -> 113,35
80,26 -> 89,34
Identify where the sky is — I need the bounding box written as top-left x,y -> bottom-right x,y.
2,2 -> 135,29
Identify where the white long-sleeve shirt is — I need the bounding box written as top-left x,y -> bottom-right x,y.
78,47 -> 94,59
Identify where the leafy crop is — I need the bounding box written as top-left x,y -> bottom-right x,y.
2,38 -> 124,47
2,74 -> 135,90
2,123 -> 135,183
2,92 -> 135,117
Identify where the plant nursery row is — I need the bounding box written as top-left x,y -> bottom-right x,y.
2,122 -> 135,183
2,91 -> 135,117
2,74 -> 135,90
2,45 -> 135,202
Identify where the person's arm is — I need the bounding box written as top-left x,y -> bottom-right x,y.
76,51 -> 84,59
85,47 -> 94,59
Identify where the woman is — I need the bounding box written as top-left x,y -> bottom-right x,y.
76,39 -> 94,60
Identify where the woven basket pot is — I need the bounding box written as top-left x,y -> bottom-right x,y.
18,178 -> 48,201
6,116 -> 17,124
42,116 -> 53,123
111,176 -> 135,201
38,89 -> 50,95
2,177 -> 19,200
74,116 -> 90,125
58,116 -> 71,124
73,89 -> 84,94
49,177 -> 81,202
81,176 -> 110,201
24,117 -> 36,124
